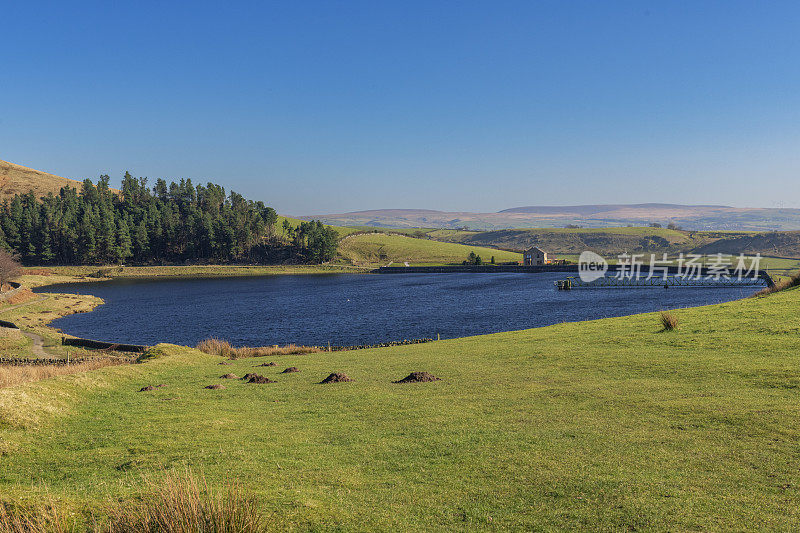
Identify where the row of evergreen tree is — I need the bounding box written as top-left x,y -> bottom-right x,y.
0,173 -> 338,265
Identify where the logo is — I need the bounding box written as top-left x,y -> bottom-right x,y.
579,251 -> 608,282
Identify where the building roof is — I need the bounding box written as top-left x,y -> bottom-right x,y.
525,246 -> 547,254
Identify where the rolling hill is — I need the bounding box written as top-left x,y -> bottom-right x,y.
425,227 -> 800,260
303,204 -> 800,231
0,159 -> 84,202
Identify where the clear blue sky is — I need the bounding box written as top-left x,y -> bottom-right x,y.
2,1 -> 799,214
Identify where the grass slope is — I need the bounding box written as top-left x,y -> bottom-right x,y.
0,159 -> 84,202
1,289 -> 800,529
428,227 -> 696,255
337,233 -> 521,265
426,226 -> 800,260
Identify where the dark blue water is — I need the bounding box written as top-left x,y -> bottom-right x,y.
38,273 -> 757,347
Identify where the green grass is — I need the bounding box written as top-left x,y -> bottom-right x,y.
338,233 -> 521,266
1,287 -> 800,529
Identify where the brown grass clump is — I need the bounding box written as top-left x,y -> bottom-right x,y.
196,338 -> 321,359
106,469 -> 267,532
1,469 -> 267,532
755,271 -> 800,296
196,338 -> 235,358
659,310 -> 679,331
0,359 -> 126,389
2,288 -> 35,305
0,500 -> 71,533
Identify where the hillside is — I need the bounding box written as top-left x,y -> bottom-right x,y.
304,204 -> 800,231
0,159 -> 84,202
337,232 -> 521,266
424,227 -> 800,260
427,227 -> 703,256
2,284 -> 800,528
690,231 -> 800,258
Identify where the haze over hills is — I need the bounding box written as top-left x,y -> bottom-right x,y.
302,204 -> 800,232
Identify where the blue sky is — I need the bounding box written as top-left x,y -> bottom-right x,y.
2,1 -> 799,214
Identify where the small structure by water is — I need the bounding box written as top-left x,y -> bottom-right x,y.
523,247 -> 548,266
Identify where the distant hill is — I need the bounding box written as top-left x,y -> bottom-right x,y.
427,227 -> 701,256
303,204 -> 800,232
498,203 -> 732,216
424,226 -> 800,260
0,159 -> 84,202
691,231 -> 800,258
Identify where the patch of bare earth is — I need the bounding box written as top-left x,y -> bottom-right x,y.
246,374 -> 275,384
319,372 -> 353,384
393,371 -> 441,383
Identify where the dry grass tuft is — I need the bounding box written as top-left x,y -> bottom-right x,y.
0,470 -> 267,532
2,288 -> 36,305
0,359 -> 126,389
106,469 -> 267,532
0,501 -> 71,533
755,271 -> 800,296
196,338 -> 321,359
659,311 -> 679,331
195,338 -> 235,358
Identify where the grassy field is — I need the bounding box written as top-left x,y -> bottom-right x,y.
1,285 -> 799,529
337,233 -> 521,266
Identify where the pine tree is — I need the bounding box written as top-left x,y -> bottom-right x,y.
115,218 -> 132,263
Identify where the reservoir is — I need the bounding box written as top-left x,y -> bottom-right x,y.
39,273 -> 757,347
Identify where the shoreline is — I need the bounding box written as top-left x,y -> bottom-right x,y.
22,264 -> 373,289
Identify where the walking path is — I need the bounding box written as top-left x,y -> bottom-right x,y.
21,330 -> 50,357
0,294 -> 58,358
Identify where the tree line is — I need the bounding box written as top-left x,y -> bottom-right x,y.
0,173 -> 338,265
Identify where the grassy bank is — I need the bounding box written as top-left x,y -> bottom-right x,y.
21,264 -> 371,285
338,233 -> 521,266
0,286 -> 799,529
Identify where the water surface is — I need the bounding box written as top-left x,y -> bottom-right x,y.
39,273 -> 756,346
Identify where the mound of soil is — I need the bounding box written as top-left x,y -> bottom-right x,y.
247,374 -> 276,384
257,362 -> 277,367
205,384 -> 225,390
218,361 -> 233,365
393,372 -> 441,383
282,367 -> 300,373
241,373 -> 257,381
220,373 -> 238,379
319,372 -> 353,384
